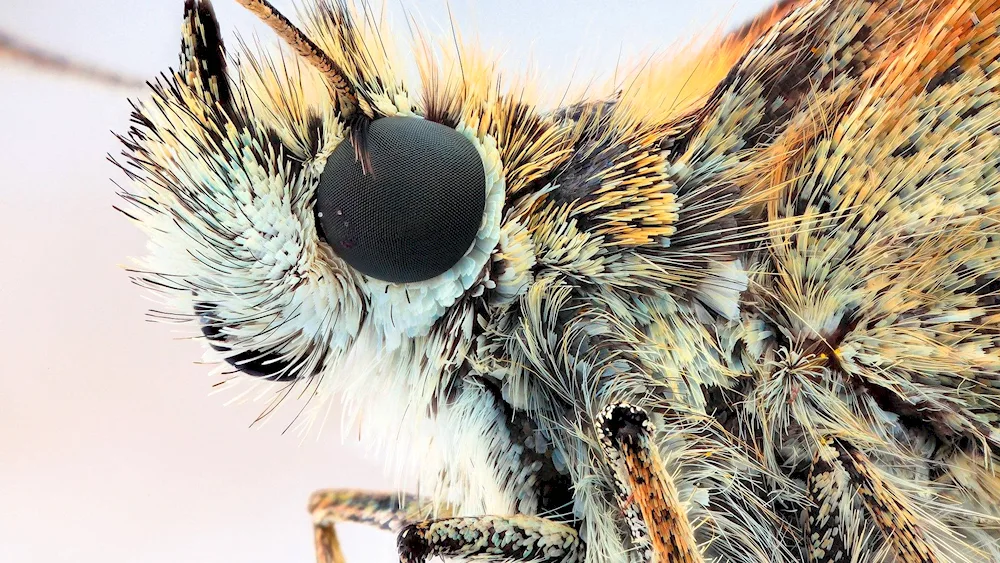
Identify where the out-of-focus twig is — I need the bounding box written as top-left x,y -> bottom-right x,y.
0,30 -> 147,89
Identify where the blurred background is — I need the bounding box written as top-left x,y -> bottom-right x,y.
0,1 -> 772,562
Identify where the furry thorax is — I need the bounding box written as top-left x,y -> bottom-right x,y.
116,1 -> 1000,562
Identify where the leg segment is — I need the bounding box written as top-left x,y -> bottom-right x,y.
805,442 -> 875,563
839,442 -> 941,563
806,439 -> 942,563
397,515 -> 582,563
309,489 -> 446,563
596,403 -> 704,563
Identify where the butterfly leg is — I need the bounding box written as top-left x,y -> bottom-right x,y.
805,439 -> 941,563
396,514 -> 582,563
804,440 -> 868,563
596,403 -> 705,563
309,489 -> 445,563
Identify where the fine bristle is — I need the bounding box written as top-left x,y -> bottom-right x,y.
235,0 -> 367,117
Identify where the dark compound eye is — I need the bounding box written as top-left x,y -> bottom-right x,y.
315,117 -> 487,284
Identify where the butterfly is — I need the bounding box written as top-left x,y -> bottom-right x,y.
20,0 -> 993,561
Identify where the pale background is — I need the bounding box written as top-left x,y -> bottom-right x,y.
0,1 -> 772,562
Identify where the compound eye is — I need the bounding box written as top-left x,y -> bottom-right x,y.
315,117 -> 487,283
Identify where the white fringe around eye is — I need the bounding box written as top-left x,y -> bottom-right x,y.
363,120 -> 505,350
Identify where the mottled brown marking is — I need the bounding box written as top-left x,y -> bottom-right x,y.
600,405 -> 704,563
837,441 -> 942,563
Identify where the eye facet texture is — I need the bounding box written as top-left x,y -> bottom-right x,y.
315,117 -> 487,284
